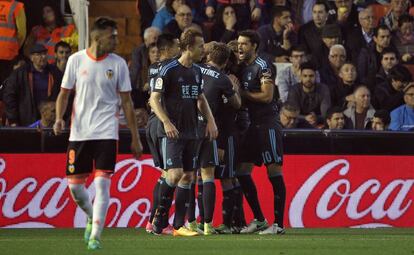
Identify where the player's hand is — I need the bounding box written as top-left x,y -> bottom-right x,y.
53,119 -> 65,135
205,120 -> 218,141
164,120 -> 179,139
228,74 -> 240,91
131,139 -> 143,159
251,7 -> 261,22
206,6 -> 215,19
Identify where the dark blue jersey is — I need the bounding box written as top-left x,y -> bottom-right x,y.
239,56 -> 278,123
153,59 -> 203,139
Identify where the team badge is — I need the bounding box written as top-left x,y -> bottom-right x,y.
178,77 -> 184,82
68,164 -> 75,173
68,149 -> 75,164
106,69 -> 114,79
155,78 -> 163,89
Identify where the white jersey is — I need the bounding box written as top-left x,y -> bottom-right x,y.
61,49 -> 132,141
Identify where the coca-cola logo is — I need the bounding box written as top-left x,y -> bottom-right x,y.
0,156 -> 163,228
289,159 -> 414,227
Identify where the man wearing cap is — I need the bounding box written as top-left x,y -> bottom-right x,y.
312,23 -> 342,69
389,82 -> 414,131
3,43 -> 60,126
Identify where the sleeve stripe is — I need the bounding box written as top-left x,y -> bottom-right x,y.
255,57 -> 267,69
160,60 -> 179,76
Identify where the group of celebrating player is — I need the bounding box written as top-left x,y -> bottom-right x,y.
145,27 -> 286,237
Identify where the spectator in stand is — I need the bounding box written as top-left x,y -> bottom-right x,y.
298,1 -> 329,63
389,82 -> 414,130
151,0 -> 184,32
211,5 -> 239,43
4,44 -> 61,126
312,24 -> 343,69
374,64 -> 412,111
320,44 -> 347,89
290,0 -> 317,25
346,6 -> 375,63
130,27 -> 161,107
375,47 -> 399,86
164,4 -> 198,38
205,0 -> 262,30
371,109 -> 391,130
137,0 -> 166,36
325,106 -> 347,130
393,14 -> 414,63
287,62 -> 331,127
135,43 -> 159,109
380,0 -> 409,32
327,0 -> 359,31
24,3 -> 76,64
0,0 -> 26,87
28,100 -> 55,129
279,103 -> 314,128
357,25 -> 393,91
343,85 -> 375,129
257,6 -> 297,63
51,41 -> 71,82
331,62 -> 358,108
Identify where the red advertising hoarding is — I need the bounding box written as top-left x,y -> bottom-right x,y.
0,154 -> 413,228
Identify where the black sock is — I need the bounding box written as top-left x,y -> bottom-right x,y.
232,184 -> 246,227
150,177 -> 164,222
237,175 -> 265,222
197,182 -> 204,224
222,188 -> 234,227
173,185 -> 190,230
269,175 -> 286,228
186,183 -> 196,222
156,180 -> 175,229
202,180 -> 216,223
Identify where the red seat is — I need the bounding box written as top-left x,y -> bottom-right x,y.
371,4 -> 391,25
404,64 -> 414,78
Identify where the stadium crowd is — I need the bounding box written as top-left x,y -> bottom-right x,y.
1,0 -> 414,131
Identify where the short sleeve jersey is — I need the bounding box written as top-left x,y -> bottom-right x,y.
198,63 -> 235,118
239,56 -> 278,122
61,49 -> 132,141
153,59 -> 203,139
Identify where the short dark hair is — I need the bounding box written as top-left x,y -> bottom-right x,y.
300,61 -> 316,72
380,47 -> 398,60
326,106 -> 344,120
389,64 -> 412,82
272,6 -> 290,20
290,45 -> 307,55
180,28 -> 203,50
157,33 -> 177,50
313,0 -> 329,13
398,14 -> 414,27
238,30 -> 260,51
91,17 -> 117,33
374,25 -> 390,37
54,41 -> 71,53
209,42 -> 231,66
282,103 -> 299,113
374,109 -> 391,125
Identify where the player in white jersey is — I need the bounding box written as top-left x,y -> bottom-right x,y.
53,17 -> 143,250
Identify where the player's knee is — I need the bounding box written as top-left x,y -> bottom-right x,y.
267,164 -> 282,177
167,169 -> 183,185
179,171 -> 194,185
201,167 -> 214,180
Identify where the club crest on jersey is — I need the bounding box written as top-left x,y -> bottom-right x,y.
178,77 -> 184,82
68,164 -> 75,173
106,69 -> 114,80
155,78 -> 163,89
247,72 -> 252,81
195,74 -> 200,84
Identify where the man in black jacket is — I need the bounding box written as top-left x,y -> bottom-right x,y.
4,44 -> 60,126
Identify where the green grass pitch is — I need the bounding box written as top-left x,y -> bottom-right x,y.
0,228 -> 413,255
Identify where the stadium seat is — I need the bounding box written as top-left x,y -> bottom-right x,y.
203,21 -> 214,42
371,4 -> 391,25
404,64 -> 414,78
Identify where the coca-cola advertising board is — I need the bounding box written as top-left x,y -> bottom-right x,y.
0,154 -> 413,228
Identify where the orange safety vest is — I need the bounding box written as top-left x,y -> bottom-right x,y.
0,0 -> 24,60
32,23 -> 75,63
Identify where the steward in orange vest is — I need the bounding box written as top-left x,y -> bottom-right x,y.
0,0 -> 26,60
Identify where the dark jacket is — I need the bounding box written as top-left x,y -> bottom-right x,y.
257,24 -> 297,60
3,63 -> 60,126
357,45 -> 380,90
345,27 -> 374,63
298,21 -> 323,56
373,80 -> 405,112
330,80 -> 356,108
319,63 -> 339,89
